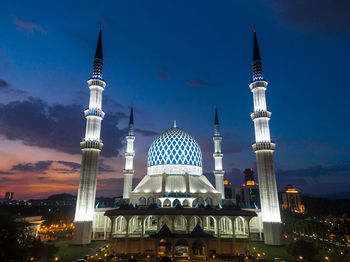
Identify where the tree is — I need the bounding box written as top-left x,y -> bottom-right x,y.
0,211 -> 58,262
287,239 -> 318,262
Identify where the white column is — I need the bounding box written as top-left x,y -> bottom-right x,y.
213,136 -> 225,199
73,29 -> 106,245
250,80 -> 282,245
123,135 -> 135,199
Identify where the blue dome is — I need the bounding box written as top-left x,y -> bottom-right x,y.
147,127 -> 202,167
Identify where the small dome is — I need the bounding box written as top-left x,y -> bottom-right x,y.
147,127 -> 202,167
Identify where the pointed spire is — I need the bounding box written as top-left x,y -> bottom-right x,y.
252,27 -> 263,82
173,120 -> 177,128
214,106 -> 219,126
214,106 -> 220,136
253,27 -> 261,61
94,25 -> 103,60
128,106 -> 134,136
92,26 -> 103,79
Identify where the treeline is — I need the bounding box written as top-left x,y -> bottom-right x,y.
0,205 -> 75,225
302,195 -> 350,217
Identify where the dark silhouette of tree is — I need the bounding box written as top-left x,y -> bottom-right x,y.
0,211 -> 58,262
287,239 -> 318,262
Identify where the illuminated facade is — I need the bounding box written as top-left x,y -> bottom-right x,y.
129,123 -> 222,207
73,28 -> 285,253
213,107 -> 225,199
224,180 -> 236,205
72,28 -> 106,245
105,118 -> 256,260
123,107 -> 135,200
280,184 -> 305,213
249,29 -> 282,245
240,169 -> 260,208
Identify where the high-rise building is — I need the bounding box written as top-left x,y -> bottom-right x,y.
72,27 -> 106,245
249,29 -> 282,245
223,179 -> 236,205
240,168 -> 260,208
5,192 -> 14,200
280,184 -> 305,213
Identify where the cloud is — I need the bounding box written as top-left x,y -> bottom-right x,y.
11,161 -> 53,174
104,95 -> 125,112
187,78 -> 211,87
0,80 -> 29,97
99,159 -> 115,173
266,0 -> 350,34
55,161 -> 81,174
0,171 -> 15,175
0,97 -> 127,157
13,16 -> 46,34
156,66 -> 171,80
276,162 -> 350,194
134,128 -> 158,137
277,162 -> 350,178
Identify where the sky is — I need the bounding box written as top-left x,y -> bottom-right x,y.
0,0 -> 350,199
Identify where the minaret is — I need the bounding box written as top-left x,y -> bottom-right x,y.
72,27 -> 106,245
123,107 -> 135,200
213,107 -> 225,199
249,29 -> 282,245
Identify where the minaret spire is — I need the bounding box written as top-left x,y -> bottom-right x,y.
92,26 -> 103,79
123,106 -> 136,200
73,28 -> 107,245
128,106 -> 134,136
214,106 -> 220,136
253,28 -> 261,61
249,28 -> 282,245
252,28 -> 263,82
213,106 -> 225,199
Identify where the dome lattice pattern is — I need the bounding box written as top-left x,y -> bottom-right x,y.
148,127 -> 202,167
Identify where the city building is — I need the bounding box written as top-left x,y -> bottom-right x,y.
224,180 -> 236,205
5,192 -> 14,200
280,184 -> 305,213
249,29 -> 282,245
240,168 -> 260,208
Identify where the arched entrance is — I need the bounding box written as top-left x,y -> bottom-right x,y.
163,199 -> 171,207
174,215 -> 187,232
189,216 -> 203,232
159,216 -> 173,231
144,215 -> 158,234
174,239 -> 189,260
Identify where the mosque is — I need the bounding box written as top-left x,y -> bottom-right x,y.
72,27 -> 282,260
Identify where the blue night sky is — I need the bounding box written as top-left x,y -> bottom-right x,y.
0,0 -> 349,199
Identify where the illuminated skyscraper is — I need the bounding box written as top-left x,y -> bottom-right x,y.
72,27 -> 106,245
249,29 -> 282,245
240,168 -> 260,208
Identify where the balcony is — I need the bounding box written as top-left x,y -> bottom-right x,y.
84,108 -> 105,119
80,139 -> 104,150
250,110 -> 271,120
252,141 -> 276,152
